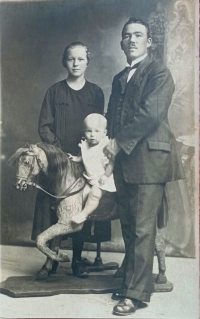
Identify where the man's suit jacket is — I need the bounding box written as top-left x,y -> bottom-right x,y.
106,55 -> 185,184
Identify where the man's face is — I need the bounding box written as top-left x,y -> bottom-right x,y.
121,23 -> 152,63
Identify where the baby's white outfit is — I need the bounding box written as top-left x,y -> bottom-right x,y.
79,136 -> 116,192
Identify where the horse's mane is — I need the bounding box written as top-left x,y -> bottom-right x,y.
37,142 -> 82,177
9,142 -> 84,192
37,142 -> 69,177
9,143 -> 68,173
37,142 -> 83,191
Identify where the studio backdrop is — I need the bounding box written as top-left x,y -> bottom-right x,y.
1,0 -> 197,258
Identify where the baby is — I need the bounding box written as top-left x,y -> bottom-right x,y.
69,113 -> 116,224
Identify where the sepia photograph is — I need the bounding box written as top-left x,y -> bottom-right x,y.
0,0 -> 199,318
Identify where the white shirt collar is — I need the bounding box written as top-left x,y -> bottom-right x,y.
126,53 -> 148,68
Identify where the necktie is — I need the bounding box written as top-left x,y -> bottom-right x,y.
119,62 -> 140,94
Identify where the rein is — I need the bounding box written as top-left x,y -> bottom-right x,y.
18,143 -> 86,199
26,177 -> 86,199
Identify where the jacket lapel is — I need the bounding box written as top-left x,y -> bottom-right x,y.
120,55 -> 154,126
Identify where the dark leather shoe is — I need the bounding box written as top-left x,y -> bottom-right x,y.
112,298 -> 139,316
72,259 -> 89,278
112,291 -> 123,300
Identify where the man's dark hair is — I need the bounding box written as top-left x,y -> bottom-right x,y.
62,41 -> 91,68
122,17 -> 151,39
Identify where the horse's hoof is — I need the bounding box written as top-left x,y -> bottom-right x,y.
57,252 -> 70,262
35,268 -> 50,281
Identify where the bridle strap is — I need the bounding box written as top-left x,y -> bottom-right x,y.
26,177 -> 86,199
18,144 -> 86,199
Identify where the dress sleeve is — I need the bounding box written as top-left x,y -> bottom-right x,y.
38,87 -> 61,148
105,76 -> 117,138
95,87 -> 105,115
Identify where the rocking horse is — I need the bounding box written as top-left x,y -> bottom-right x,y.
9,142 -> 168,285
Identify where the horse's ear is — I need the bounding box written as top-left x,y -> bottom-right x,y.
8,155 -> 16,166
8,147 -> 27,166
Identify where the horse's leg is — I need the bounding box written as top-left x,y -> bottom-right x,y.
155,227 -> 167,284
35,242 -> 55,280
45,236 -> 63,273
36,222 -> 83,262
35,237 -> 62,280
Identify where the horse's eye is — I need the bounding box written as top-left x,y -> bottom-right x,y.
24,159 -> 30,165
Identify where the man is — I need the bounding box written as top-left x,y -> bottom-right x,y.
104,17 -> 184,316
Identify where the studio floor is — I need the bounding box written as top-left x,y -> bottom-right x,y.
0,245 -> 199,319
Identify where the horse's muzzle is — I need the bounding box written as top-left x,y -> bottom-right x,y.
15,178 -> 28,191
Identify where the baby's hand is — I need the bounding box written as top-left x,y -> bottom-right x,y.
67,153 -> 73,159
99,174 -> 108,185
67,154 -> 81,162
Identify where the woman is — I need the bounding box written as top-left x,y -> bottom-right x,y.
32,42 -> 107,279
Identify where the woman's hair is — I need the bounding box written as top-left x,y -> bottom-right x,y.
122,17 -> 151,39
62,41 -> 92,68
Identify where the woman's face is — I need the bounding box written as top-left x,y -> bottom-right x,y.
65,46 -> 88,78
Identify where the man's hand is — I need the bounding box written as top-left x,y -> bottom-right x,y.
103,139 -> 121,161
99,174 -> 108,186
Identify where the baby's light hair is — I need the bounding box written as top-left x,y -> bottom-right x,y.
83,113 -> 107,131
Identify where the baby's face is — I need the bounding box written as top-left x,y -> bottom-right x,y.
84,122 -> 106,146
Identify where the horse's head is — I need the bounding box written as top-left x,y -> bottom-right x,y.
9,143 -> 48,191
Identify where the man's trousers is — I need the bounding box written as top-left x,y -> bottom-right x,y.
114,159 -> 165,302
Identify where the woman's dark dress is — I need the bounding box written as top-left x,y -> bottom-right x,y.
32,80 -> 111,243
